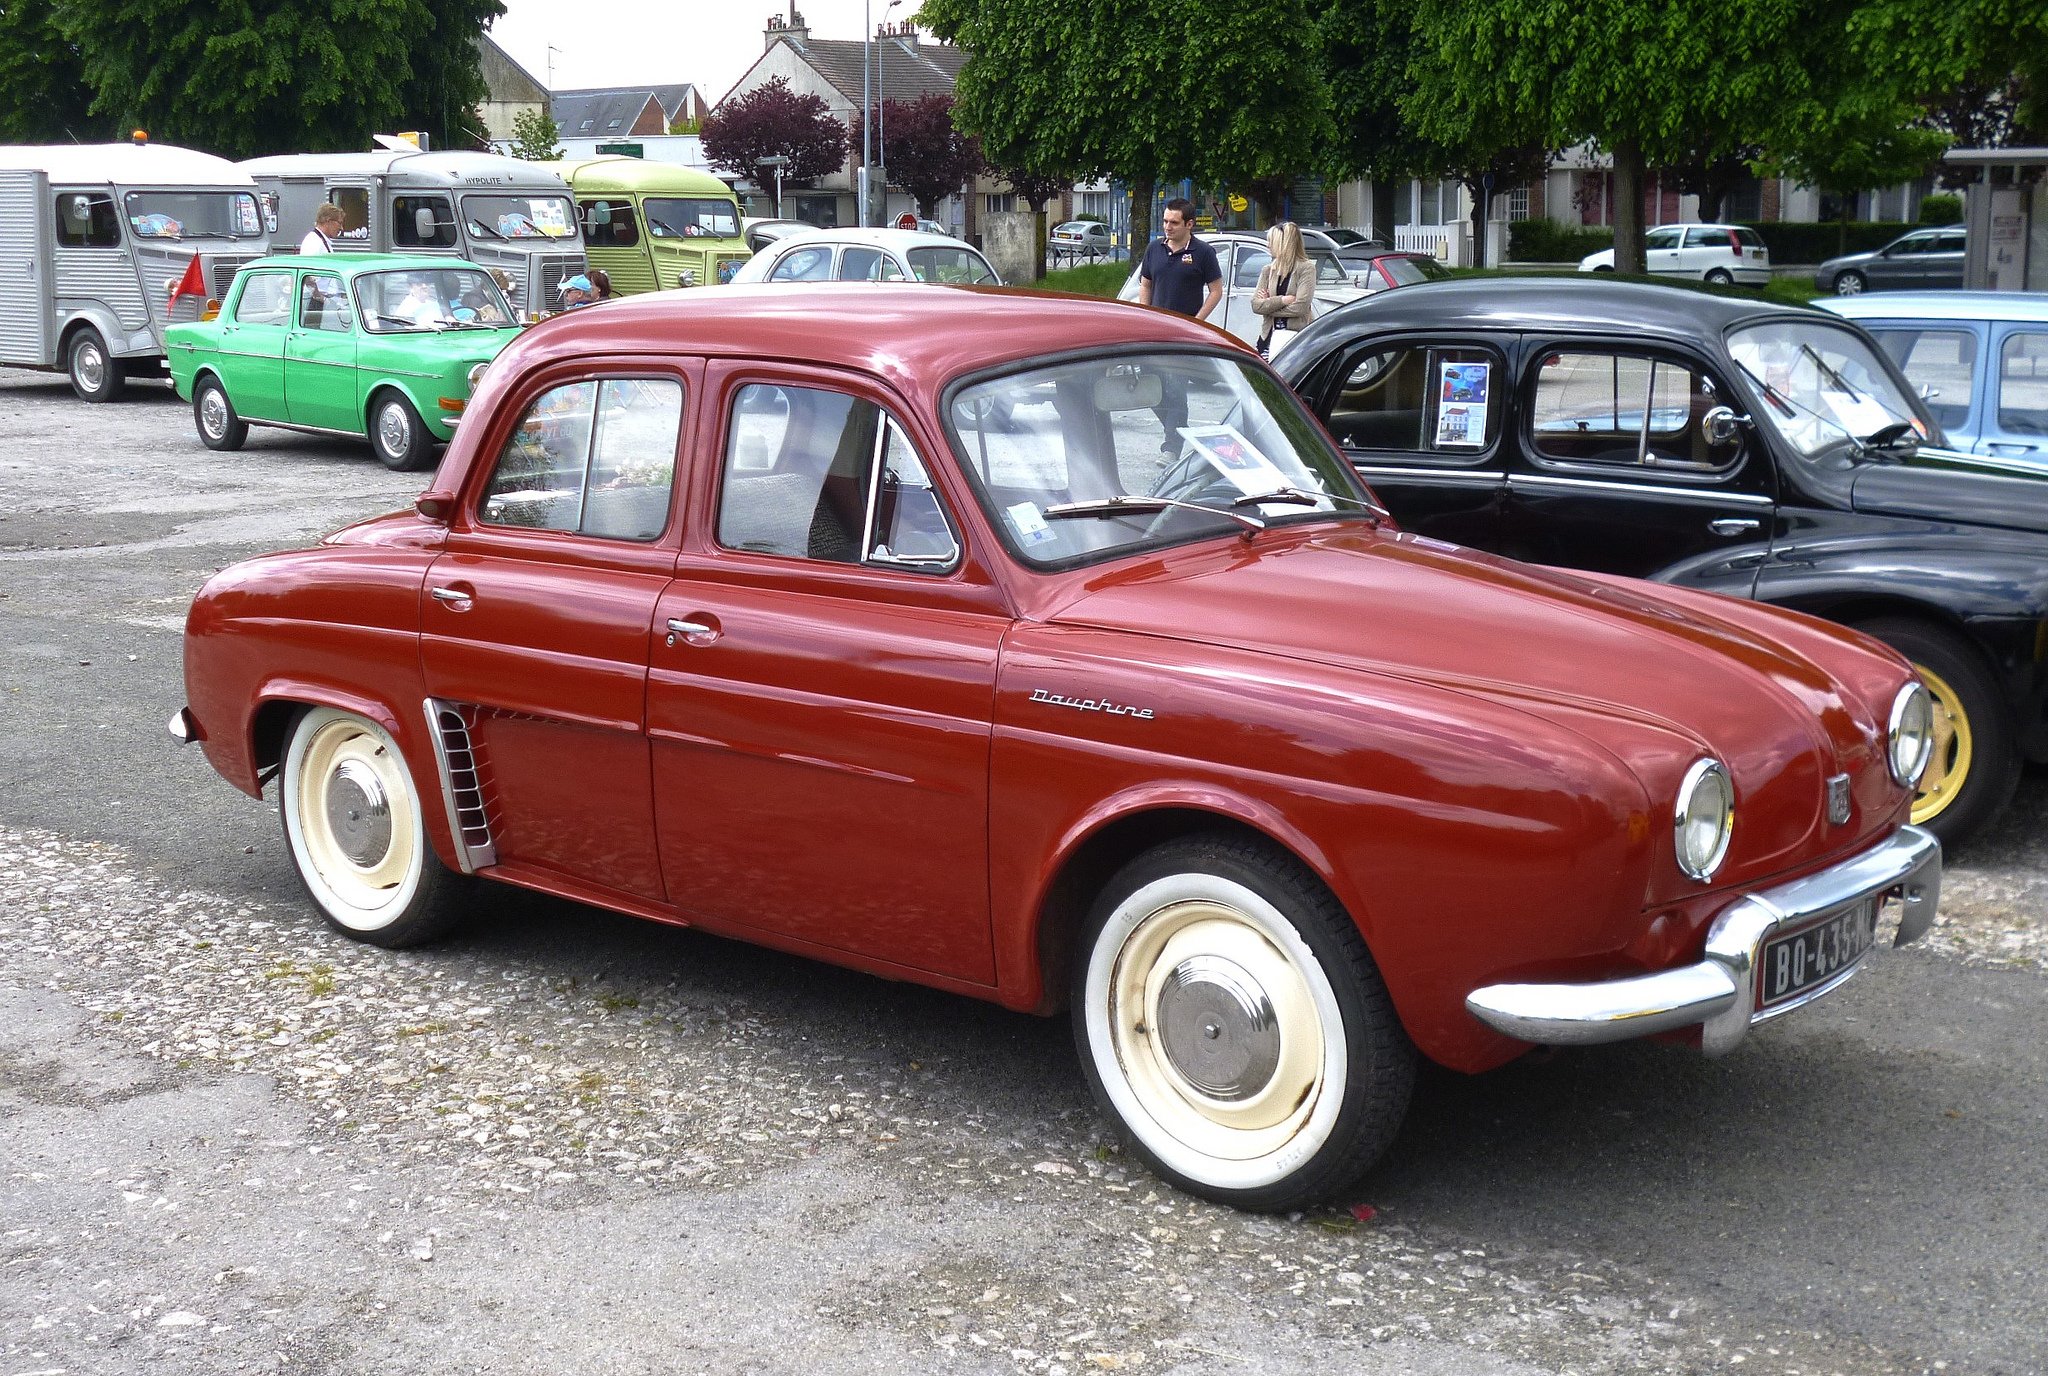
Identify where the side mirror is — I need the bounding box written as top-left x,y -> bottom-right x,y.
415,206 -> 438,240
1702,405 -> 1748,448
68,194 -> 91,220
415,490 -> 456,522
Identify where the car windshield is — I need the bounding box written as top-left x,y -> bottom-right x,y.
948,351 -> 1375,568
357,267 -> 515,333
905,246 -> 999,284
1728,320 -> 1929,458
1308,249 -> 1352,285
643,197 -> 740,239
123,190 -> 262,240
1379,255 -> 1449,286
461,194 -> 578,241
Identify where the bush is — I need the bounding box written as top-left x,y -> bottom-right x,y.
1919,193 -> 1963,225
1508,220 -> 1613,263
1037,260 -> 1129,296
1740,221 -> 1914,264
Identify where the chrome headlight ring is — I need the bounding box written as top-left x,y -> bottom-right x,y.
1888,681 -> 1934,788
1675,758 -> 1734,883
466,361 -> 490,390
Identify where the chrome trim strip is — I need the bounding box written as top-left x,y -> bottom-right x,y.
1509,473 -> 1775,506
421,698 -> 497,873
1350,464 -> 1503,486
1465,826 -> 1941,1055
247,419 -> 365,440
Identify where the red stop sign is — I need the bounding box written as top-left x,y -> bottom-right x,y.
895,212 -> 918,230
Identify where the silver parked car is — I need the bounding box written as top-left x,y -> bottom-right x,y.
1814,226 -> 1966,295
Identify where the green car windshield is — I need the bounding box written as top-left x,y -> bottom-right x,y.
357,268 -> 514,333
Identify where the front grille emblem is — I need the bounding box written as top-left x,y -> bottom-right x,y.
1825,773 -> 1852,826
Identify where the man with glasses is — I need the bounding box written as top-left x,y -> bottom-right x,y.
1136,198 -> 1223,455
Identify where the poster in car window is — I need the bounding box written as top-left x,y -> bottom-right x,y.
1435,361 -> 1489,447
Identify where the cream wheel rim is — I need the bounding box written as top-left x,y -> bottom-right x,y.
285,711 -> 420,929
1085,873 -> 1347,1190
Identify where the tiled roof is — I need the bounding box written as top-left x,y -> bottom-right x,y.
552,84 -> 701,136
781,35 -> 967,107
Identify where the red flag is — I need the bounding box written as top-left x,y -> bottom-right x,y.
168,255 -> 207,306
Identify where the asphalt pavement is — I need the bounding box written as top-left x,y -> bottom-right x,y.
2,369 -> 2044,1376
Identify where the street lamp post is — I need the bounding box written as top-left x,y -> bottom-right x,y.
756,155 -> 788,219
861,0 -> 903,228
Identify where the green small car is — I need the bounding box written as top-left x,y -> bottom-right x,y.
167,254 -> 523,470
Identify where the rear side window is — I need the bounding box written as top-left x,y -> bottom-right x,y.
1531,351 -> 1732,469
479,378 -> 685,541
1324,341 -> 1502,460
1870,328 -> 1976,432
231,271 -> 294,325
54,192 -> 120,247
717,383 -> 958,569
1735,228 -> 1765,249
1997,332 -> 2048,436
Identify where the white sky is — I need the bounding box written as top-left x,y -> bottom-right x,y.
490,0 -> 905,106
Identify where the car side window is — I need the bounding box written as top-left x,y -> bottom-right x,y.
1531,351 -> 1732,470
479,378 -> 684,541
579,199 -> 640,248
717,383 -> 959,570
769,246 -> 833,282
1937,230 -> 1966,252
1683,227 -> 1720,248
838,246 -> 885,281
1235,249 -> 1269,289
1324,341 -> 1502,462
1996,332 -> 2048,436
1644,228 -> 1681,250
392,195 -> 457,248
232,271 -> 294,326
53,192 -> 120,248
298,274 -> 354,333
1870,328 -> 1976,432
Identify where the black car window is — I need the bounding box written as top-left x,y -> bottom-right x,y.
716,382 -> 959,570
579,199 -> 640,248
1937,230 -> 1966,252
1324,341 -> 1503,463
1996,332 -> 2048,436
54,192 -> 120,248
1869,328 -> 1976,433
1530,351 -> 1734,471
479,378 -> 684,541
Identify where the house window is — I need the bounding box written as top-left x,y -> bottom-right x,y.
985,193 -> 1015,215
1080,191 -> 1111,219
1505,186 -> 1529,222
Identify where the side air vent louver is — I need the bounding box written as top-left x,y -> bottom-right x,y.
424,698 -> 497,872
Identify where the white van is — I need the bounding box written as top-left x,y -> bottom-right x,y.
0,142 -> 270,400
240,151 -> 587,317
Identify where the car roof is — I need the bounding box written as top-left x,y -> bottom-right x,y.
1816,291 -> 2048,325
492,283 -> 1234,389
770,226 -> 977,251
1312,276 -> 1815,336
0,142 -> 255,186
241,253 -> 488,275
556,157 -> 735,197
240,150 -> 571,191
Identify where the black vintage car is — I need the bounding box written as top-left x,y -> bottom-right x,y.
1275,278 -> 2048,847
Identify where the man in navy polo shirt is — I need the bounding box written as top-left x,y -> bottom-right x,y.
1136,199 -> 1222,454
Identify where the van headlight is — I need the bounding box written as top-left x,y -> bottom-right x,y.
1675,759 -> 1734,882
1888,682 -> 1934,788
677,269 -> 698,288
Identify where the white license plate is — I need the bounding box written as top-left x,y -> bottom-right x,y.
1759,901 -> 1875,1008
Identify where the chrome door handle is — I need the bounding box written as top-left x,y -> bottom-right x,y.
1709,518 -> 1761,536
666,617 -> 718,646
430,586 -> 474,611
1985,442 -> 2038,454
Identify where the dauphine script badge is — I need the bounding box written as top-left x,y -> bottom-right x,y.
1030,688 -> 1155,720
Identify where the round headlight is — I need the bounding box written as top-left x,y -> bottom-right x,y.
467,361 -> 490,389
1888,681 -> 1934,788
678,269 -> 698,288
1675,759 -> 1734,882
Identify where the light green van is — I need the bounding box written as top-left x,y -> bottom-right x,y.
560,157 -> 749,294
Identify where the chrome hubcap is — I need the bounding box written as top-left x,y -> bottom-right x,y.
325,759 -> 393,868
377,405 -> 409,454
77,345 -> 104,389
200,390 -> 227,437
1156,954 -> 1280,1101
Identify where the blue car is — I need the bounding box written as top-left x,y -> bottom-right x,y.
1819,292 -> 2048,465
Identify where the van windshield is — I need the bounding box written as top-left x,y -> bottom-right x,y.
123,191 -> 262,240
643,198 -> 740,239
461,194 -> 578,242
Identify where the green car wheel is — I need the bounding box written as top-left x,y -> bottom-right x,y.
369,392 -> 434,472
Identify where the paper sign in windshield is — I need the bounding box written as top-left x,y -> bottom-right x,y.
1178,424 -> 1286,496
1435,362 -> 1489,447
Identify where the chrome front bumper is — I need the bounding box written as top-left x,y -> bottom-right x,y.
1465,826 -> 1941,1057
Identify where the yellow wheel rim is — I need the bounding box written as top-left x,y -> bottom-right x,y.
1909,663 -> 1973,825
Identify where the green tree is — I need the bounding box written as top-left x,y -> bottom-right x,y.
923,0 -> 1333,251
55,0 -> 502,158
509,105 -> 560,161
0,0 -> 105,141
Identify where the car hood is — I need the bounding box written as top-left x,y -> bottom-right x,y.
1818,249 -> 1877,272
1852,454 -> 2048,533
1046,527 -> 1898,877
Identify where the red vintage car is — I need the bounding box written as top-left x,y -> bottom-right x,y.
173,285 -> 1943,1211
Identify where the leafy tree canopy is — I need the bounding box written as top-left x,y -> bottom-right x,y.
509,106 -> 560,161
701,76 -> 847,185
847,93 -> 983,217
0,0 -> 105,141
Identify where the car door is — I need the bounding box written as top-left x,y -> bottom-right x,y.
1643,226 -> 1683,276
646,363 -> 1007,984
1216,243 -> 1264,346
1927,228 -> 1967,289
836,245 -> 905,282
1681,226 -> 1725,277
284,270 -> 360,432
214,268 -> 293,420
1981,324 -> 2048,462
1868,231 -> 1932,289
419,363 -> 694,901
1303,334 -> 1511,550
1501,342 -> 1775,599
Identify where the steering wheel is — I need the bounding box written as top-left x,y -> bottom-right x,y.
1138,476 -> 1243,541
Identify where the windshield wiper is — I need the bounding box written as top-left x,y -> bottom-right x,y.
1043,494 -> 1266,536
1229,485 -> 1390,522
